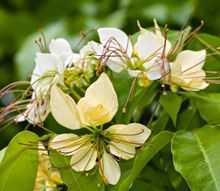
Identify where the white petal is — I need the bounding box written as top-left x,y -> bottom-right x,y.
135,29 -> 171,60
106,59 -> 125,73
31,53 -> 60,90
109,142 -> 135,160
49,134 -> 80,156
98,28 -> 132,57
100,151 -> 121,185
70,144 -> 97,171
50,85 -> 81,129
127,69 -> 141,77
106,123 -> 151,146
77,73 -> 118,126
49,38 -> 72,56
146,70 -> 161,80
174,50 -> 206,74
16,94 -> 50,124
80,41 -> 102,57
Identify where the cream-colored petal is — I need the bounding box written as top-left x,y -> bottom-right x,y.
100,151 -> 121,185
105,123 -> 151,146
49,38 -> 72,56
171,50 -> 208,91
98,28 -> 132,57
109,142 -> 135,160
49,134 -> 81,156
134,29 -> 171,60
170,61 -> 182,77
70,144 -> 97,171
50,85 -> 81,129
182,78 -> 209,91
77,73 -> 118,126
174,50 -> 206,74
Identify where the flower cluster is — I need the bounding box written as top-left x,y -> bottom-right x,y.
1,21 -> 212,187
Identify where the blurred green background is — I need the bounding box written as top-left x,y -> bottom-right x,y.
0,0 -> 219,87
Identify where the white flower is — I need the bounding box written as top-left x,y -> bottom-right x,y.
31,38 -> 77,93
169,50 -> 209,91
96,21 -> 171,80
18,38 -> 77,124
49,73 -> 151,185
132,21 -> 171,80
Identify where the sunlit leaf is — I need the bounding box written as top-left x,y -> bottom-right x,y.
0,130 -> 39,191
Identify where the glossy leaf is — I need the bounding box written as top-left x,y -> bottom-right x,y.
0,130 -> 39,191
186,93 -> 220,124
172,126 -> 220,191
160,92 -> 183,125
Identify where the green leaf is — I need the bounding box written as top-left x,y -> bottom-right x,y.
177,102 -> 205,130
110,70 -> 159,123
187,93 -> 220,124
160,92 -> 183,125
50,151 -> 105,191
130,180 -> 164,191
0,130 -> 39,191
0,123 -> 24,150
150,111 -> 169,134
110,131 -> 173,191
110,70 -> 133,123
172,126 -> 220,191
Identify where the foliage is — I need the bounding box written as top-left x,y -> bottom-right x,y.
1,0 -> 220,191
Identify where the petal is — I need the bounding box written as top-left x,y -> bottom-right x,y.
126,123 -> 151,145
50,85 -> 81,129
16,94 -> 50,124
170,61 -> 182,76
105,123 -> 151,146
109,142 -> 135,160
70,144 -> 97,171
100,151 -> 121,185
174,50 -> 206,74
146,70 -> 161,80
106,59 -> 125,73
134,29 -> 171,60
77,73 -> 118,126
97,28 -> 132,57
49,134 -> 80,156
143,58 -> 162,80
127,69 -> 141,77
80,41 -> 102,57
182,74 -> 209,91
49,38 -> 72,56
31,53 -> 60,90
